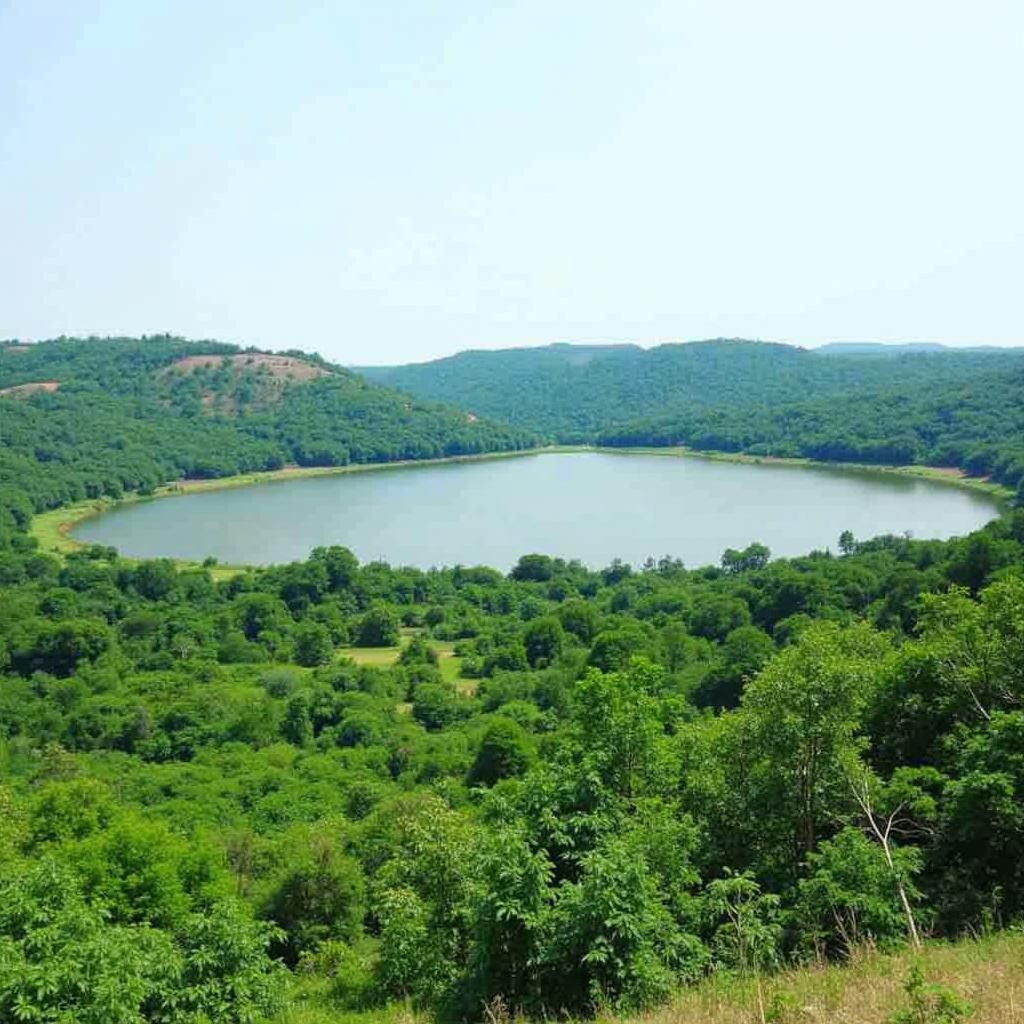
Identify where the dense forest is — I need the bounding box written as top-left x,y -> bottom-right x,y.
3,336 -> 1024,1022
0,337 -> 535,515
361,340 -> 1024,496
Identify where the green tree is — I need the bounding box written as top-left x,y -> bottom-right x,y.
573,661 -> 664,802
262,830 -> 366,964
588,623 -> 649,673
510,553 -> 554,582
468,717 -> 536,786
0,860 -> 283,1024
523,615 -> 565,668
558,598 -> 599,642
293,620 -> 333,666
282,692 -> 314,746
538,838 -> 691,1012
703,870 -> 781,974
739,621 -> 890,870
795,827 -> 923,956
412,683 -> 460,731
721,542 -> 770,574
696,625 -> 775,708
357,604 -> 400,647
20,617 -> 111,677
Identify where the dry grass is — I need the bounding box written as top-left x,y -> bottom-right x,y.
163,353 -> 333,381
159,353 -> 334,415
267,935 -> 1024,1023
607,934 -> 1024,1024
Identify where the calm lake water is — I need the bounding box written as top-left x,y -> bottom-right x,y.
74,452 -> 1001,570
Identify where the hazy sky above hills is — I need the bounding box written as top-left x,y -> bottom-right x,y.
2,1 -> 1022,363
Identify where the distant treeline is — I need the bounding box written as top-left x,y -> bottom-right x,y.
362,340 -> 1024,497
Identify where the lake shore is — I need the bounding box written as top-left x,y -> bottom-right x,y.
31,444 -> 1013,573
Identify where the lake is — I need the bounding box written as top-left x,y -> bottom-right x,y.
73,451 -> 1002,570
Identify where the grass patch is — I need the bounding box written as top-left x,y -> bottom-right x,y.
608,932 -> 1024,1024
265,933 -> 1024,1023
343,646 -> 404,668
342,633 -> 467,690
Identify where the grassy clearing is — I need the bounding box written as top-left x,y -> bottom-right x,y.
29,501 -> 244,581
608,933 -> 1024,1024
342,632 -> 467,690
267,933 -> 1024,1024
342,646 -> 404,669
271,990 -> 423,1024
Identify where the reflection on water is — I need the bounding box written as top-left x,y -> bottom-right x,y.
74,452 -> 1001,570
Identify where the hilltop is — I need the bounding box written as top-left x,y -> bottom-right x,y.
359,339 -> 1024,496
360,339 -> 810,439
815,341 -> 1015,356
0,336 -> 535,515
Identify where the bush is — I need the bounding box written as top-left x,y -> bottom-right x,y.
467,717 -> 536,787
412,683 -> 460,731
357,605 -> 400,647
262,833 -> 366,965
796,827 -> 922,957
887,964 -> 973,1024
293,620 -> 333,666
0,859 -> 283,1024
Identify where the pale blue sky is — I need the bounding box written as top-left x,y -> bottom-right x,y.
2,1 -> 1022,363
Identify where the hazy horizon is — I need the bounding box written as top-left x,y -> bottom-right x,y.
3,1 -> 1022,362
10,333 -> 1024,370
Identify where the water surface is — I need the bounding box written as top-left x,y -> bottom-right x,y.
74,452 -> 1000,570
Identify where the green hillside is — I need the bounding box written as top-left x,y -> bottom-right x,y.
4,336 -> 1024,1023
0,336 -> 536,514
359,340 -> 1024,494
361,339 -> 817,438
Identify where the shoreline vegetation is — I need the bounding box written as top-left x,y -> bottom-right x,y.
32,444 -> 1013,574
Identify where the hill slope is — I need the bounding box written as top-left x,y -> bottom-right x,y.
0,336 -> 535,514
361,339 -> 817,439
360,340 -> 1024,494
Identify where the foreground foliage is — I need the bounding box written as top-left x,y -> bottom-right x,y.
2,490 -> 1024,1018
3,336 -> 1024,1021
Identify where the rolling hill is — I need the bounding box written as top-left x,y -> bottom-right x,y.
0,336 -> 536,515
359,339 -> 1024,494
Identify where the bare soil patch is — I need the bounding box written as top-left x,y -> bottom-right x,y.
0,380 -> 60,398
163,353 -> 332,381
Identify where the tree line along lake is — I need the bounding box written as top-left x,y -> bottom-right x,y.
72,450 -> 1003,570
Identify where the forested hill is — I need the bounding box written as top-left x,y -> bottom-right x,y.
0,336 -> 535,515
361,340 -> 816,438
359,339 -> 1024,496
5,334 -> 1024,1022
